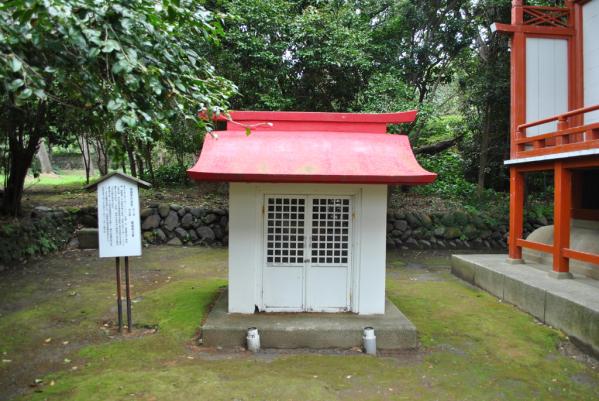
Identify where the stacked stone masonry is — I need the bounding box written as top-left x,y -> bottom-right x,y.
1,204 -> 553,270
139,204 -> 229,247
96,205 -> 548,250
385,210 -> 549,251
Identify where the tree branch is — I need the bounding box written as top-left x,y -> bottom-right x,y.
414,134 -> 464,155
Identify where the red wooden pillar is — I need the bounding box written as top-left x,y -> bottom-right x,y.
507,0 -> 526,264
509,32 -> 526,158
552,162 -> 573,277
508,166 -> 525,261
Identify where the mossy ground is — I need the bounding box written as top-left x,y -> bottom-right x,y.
1,248 -> 598,401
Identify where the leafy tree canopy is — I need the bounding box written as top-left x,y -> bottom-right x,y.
0,0 -> 235,215
1,0 -> 234,131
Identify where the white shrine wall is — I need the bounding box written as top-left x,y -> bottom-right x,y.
227,182 -> 387,315
525,37 -> 569,136
584,0 -> 599,124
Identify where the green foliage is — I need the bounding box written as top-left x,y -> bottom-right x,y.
354,72 -> 418,113
455,0 -> 511,191
207,0 -> 296,110
0,0 -> 235,214
366,0 -> 477,104
0,0 -> 523,209
162,116 -> 206,166
416,152 -> 476,200
211,0 -> 477,117
150,163 -> 189,186
210,0 -> 372,111
353,72 -> 421,133
417,114 -> 471,146
1,0 -> 234,127
286,3 -> 372,111
415,150 -> 510,217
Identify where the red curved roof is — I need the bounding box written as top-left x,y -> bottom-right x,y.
188,111 -> 436,185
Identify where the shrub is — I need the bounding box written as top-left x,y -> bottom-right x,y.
415,151 -> 476,200
150,163 -> 189,186
415,151 -> 511,218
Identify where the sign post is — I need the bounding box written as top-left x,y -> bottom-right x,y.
115,257 -> 123,332
86,172 -> 151,333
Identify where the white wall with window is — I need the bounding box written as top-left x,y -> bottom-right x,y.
228,183 -> 387,315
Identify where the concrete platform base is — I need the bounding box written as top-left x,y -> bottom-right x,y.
452,254 -> 599,355
201,290 -> 418,350
548,271 -> 574,280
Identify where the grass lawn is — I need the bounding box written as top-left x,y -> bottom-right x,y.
1,170 -> 228,213
0,248 -> 598,401
0,171 -> 95,188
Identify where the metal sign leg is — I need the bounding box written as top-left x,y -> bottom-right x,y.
115,257 -> 123,333
125,256 -> 132,333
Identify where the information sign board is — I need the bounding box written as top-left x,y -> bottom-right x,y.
97,175 -> 142,257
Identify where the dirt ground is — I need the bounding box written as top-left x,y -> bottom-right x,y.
1,247 -> 598,401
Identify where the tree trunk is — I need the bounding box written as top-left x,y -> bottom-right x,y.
36,138 -> 53,174
93,135 -> 109,176
2,150 -> 35,216
414,134 -> 464,155
1,102 -> 46,216
77,135 -> 93,184
135,153 -> 144,180
123,136 -> 137,177
2,139 -> 39,216
144,143 -> 155,183
477,104 -> 492,194
135,140 -> 145,179
84,137 -> 94,177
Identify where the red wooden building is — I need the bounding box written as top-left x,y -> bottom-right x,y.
494,0 -> 599,277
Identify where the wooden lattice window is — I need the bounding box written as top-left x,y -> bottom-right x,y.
310,197 -> 351,266
265,196 -> 305,265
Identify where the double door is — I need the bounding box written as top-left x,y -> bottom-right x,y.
262,195 -> 353,312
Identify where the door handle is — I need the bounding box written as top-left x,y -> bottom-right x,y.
304,259 -> 310,263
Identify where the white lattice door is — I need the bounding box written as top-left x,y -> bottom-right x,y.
263,195 -> 352,312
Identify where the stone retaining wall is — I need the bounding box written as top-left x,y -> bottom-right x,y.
0,207 -> 76,269
1,203 -> 551,269
387,210 -> 502,250
386,210 -> 549,250
139,204 -> 228,246
83,204 -> 548,250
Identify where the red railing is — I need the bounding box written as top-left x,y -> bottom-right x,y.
517,241 -> 599,267
514,104 -> 599,158
516,241 -> 599,268
522,6 -> 570,27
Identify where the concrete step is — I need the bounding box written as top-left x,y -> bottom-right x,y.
201,291 -> 418,350
451,254 -> 599,356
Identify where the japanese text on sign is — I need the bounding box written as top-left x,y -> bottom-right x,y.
97,176 -> 142,257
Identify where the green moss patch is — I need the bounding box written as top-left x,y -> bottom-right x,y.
2,249 -> 598,401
